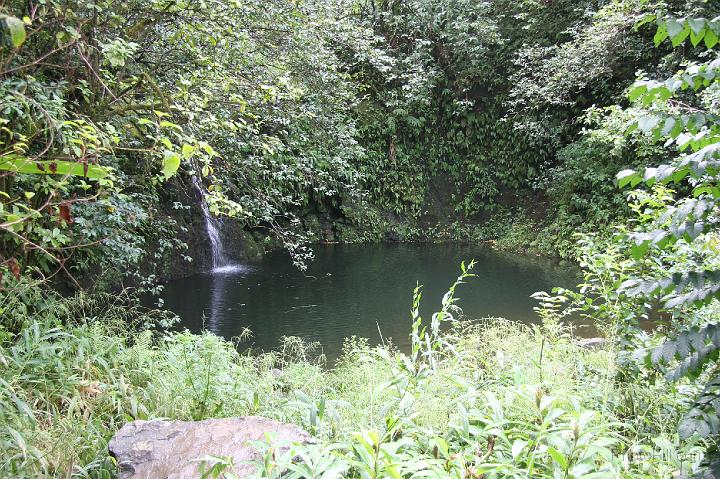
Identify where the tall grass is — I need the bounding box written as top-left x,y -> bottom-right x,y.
0,272 -> 702,478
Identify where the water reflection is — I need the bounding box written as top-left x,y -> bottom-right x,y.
207,273 -> 227,331
162,243 -> 584,360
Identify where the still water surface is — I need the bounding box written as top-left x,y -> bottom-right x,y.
161,243 -> 585,360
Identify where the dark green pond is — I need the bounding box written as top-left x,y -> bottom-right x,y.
160,243 -> 586,360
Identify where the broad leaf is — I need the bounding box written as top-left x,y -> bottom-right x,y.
0,155 -> 109,179
162,150 -> 181,179
4,15 -> 26,48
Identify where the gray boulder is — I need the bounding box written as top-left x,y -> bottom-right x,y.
576,337 -> 606,349
109,416 -> 312,479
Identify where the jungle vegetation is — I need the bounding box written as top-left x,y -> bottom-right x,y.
2,0 -> 720,477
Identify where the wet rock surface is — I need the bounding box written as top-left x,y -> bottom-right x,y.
109,416 -> 312,479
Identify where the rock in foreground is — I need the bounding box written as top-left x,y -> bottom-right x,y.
109,416 -> 312,479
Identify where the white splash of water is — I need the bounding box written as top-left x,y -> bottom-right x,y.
213,264 -> 251,274
191,175 -> 236,273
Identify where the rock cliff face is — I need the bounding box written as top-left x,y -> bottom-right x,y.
153,185 -> 265,281
109,417 -> 313,479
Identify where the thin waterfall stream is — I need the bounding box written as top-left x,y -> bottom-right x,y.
191,175 -> 242,273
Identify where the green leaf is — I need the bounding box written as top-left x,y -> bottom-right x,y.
159,120 -> 182,131
666,19 -> 684,40
162,150 -> 181,179
671,25 -> 691,47
457,402 -> 469,438
638,115 -> 660,133
705,28 -> 718,48
654,22 -> 669,46
181,144 -> 195,159
635,14 -> 656,30
687,18 -> 706,36
4,15 -> 26,48
548,447 -> 568,470
617,169 -> 637,187
679,414 -> 712,439
631,241 -> 650,259
511,440 -> 527,460
690,29 -> 704,47
628,85 -> 647,102
0,155 -> 109,179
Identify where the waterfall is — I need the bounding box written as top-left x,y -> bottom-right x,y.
191,175 -> 239,273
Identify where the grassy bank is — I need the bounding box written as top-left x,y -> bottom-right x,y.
0,275 -> 704,479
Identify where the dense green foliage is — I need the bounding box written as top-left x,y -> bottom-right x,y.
538,12 -> 720,474
0,0 -> 371,283
3,0 -> 720,478
347,0 -> 719,256
0,273 -> 709,478
3,0 -> 719,286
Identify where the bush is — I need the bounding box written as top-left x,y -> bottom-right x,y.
0,268 -> 706,478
